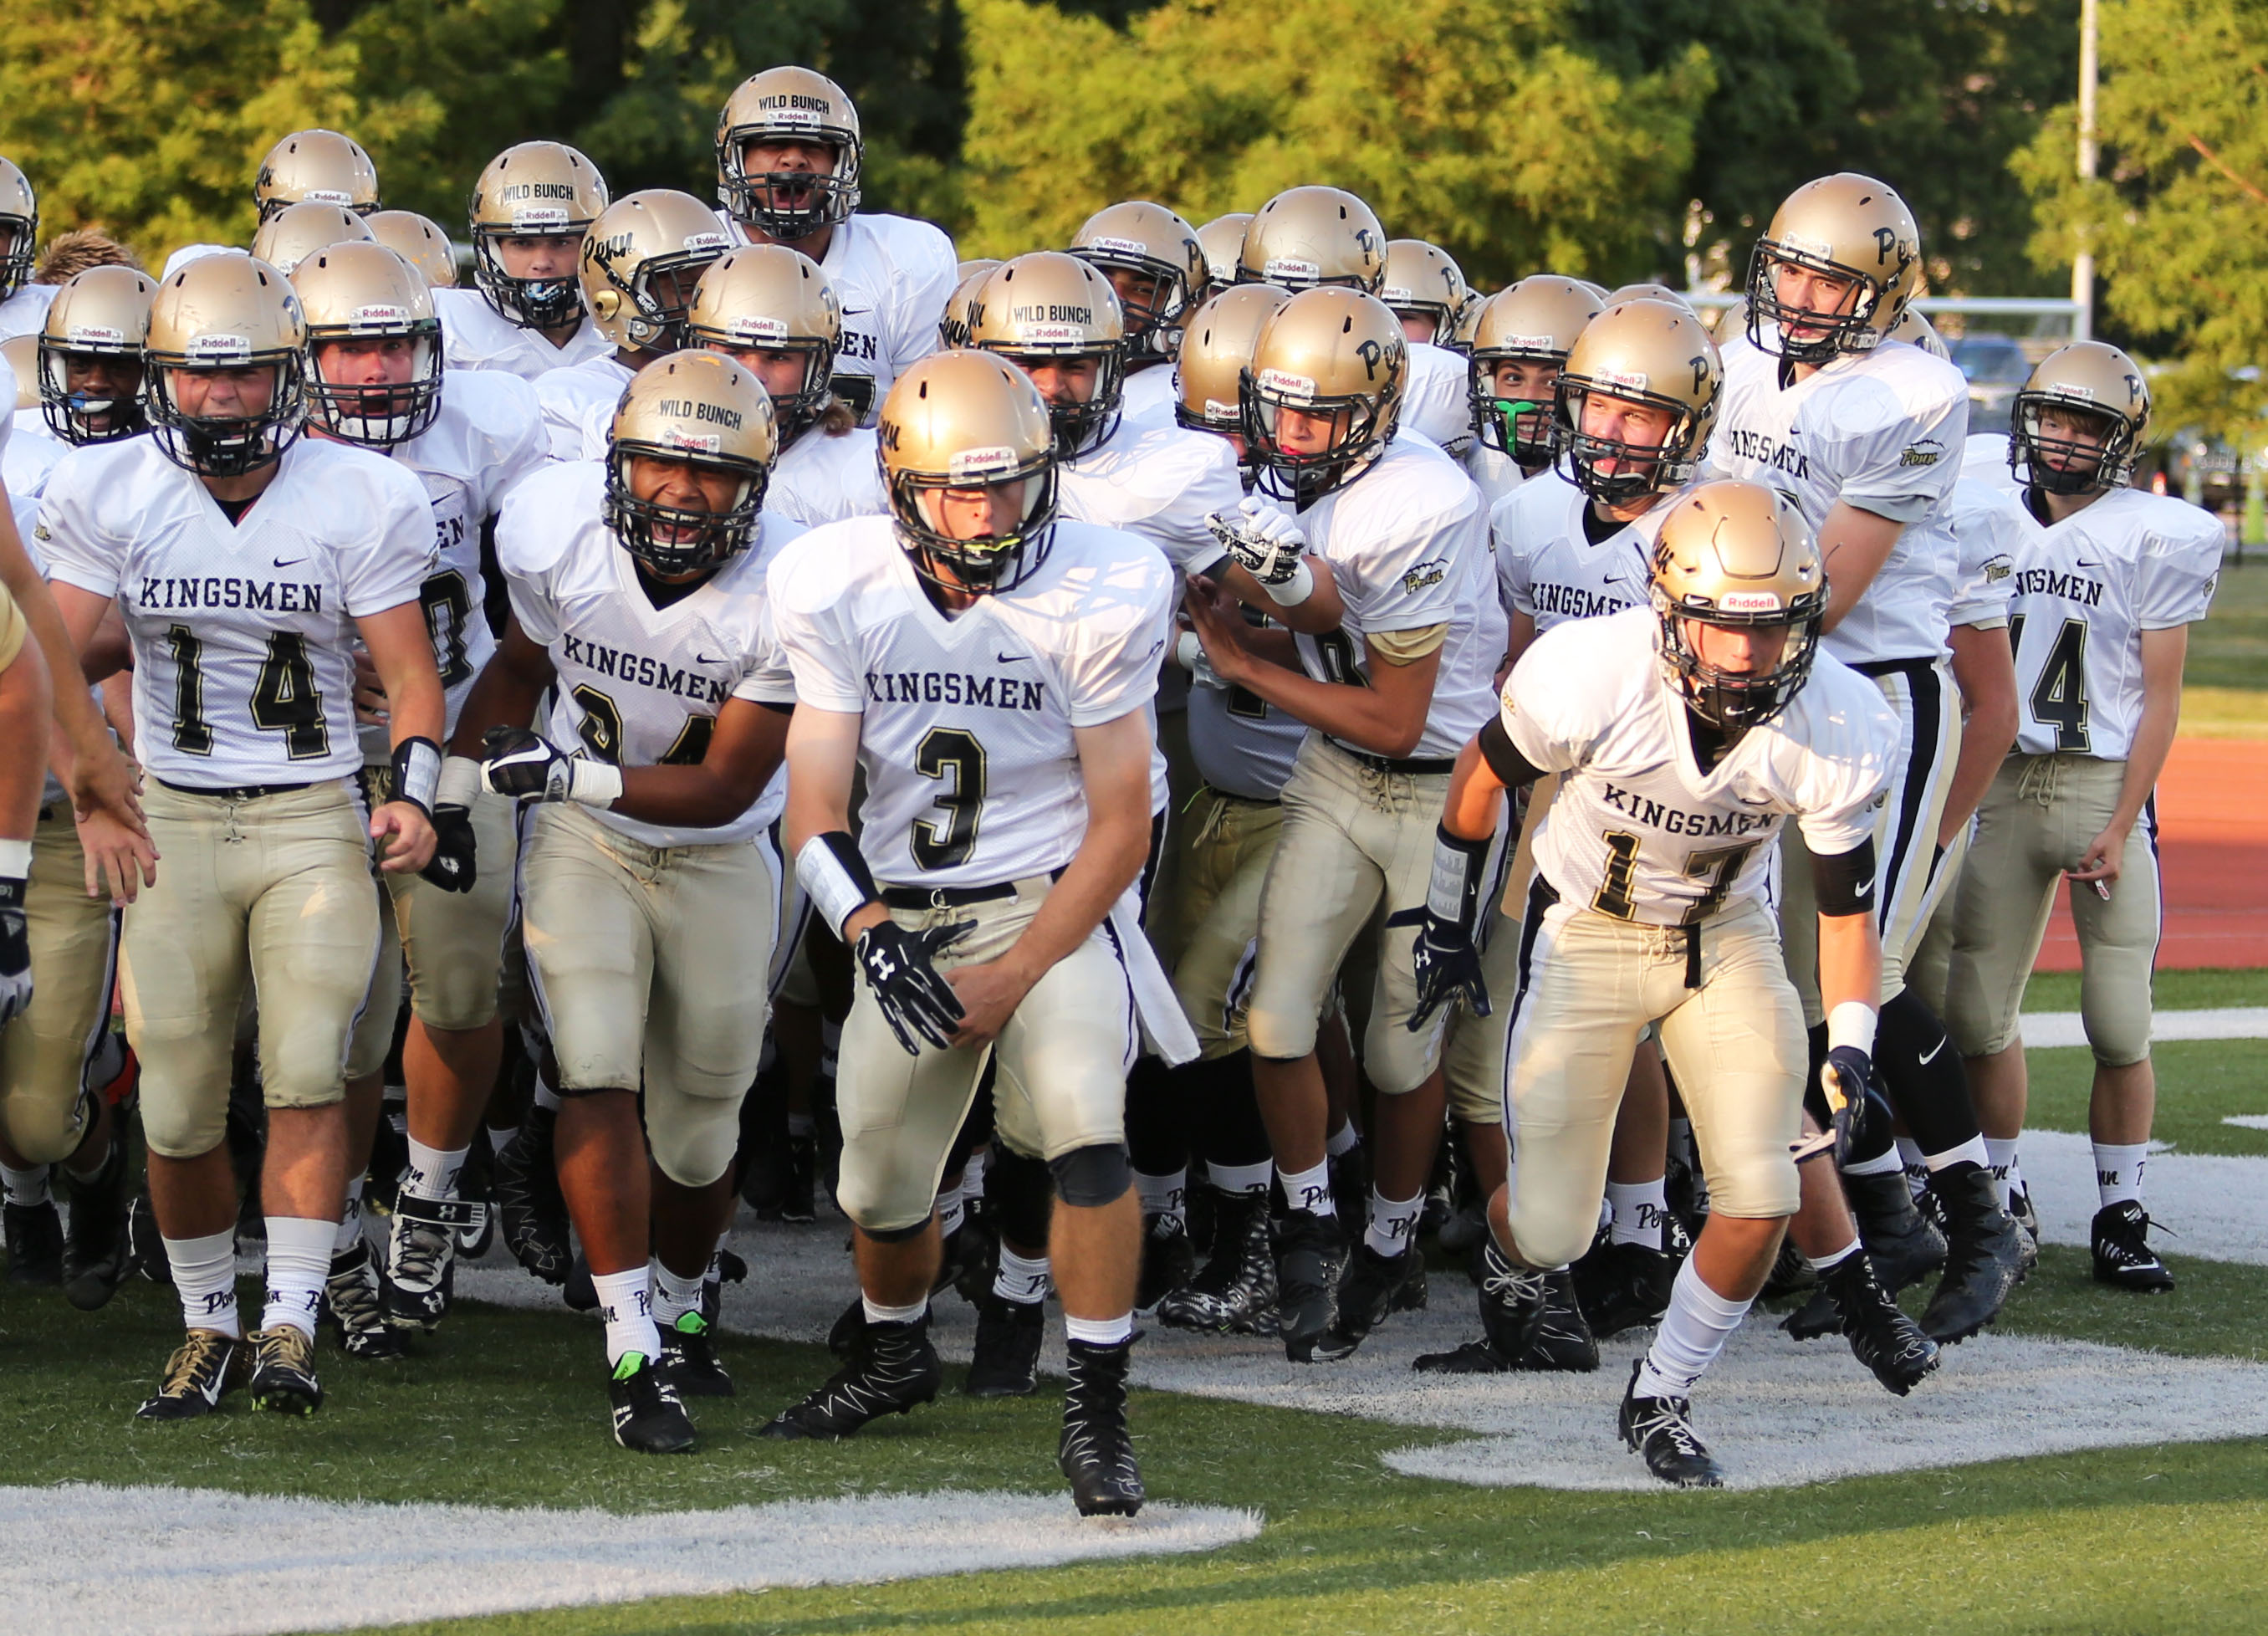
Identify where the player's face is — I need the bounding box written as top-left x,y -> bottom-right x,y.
919,478 -> 1029,542
1395,309 -> 1435,345
743,138 -> 835,217
1271,402 -> 1354,457
1017,355 -> 1100,407
1489,358 -> 1557,442
1771,258 -> 1861,340
2036,405 -> 2112,472
61,352 -> 143,430
1103,266 -> 1166,321
169,365 -> 276,417
712,343 -> 810,404
1581,391 -> 1675,469
1683,617 -> 1788,676
645,263 -> 707,322
626,454 -> 748,566
495,234 -> 578,281
315,335 -> 420,389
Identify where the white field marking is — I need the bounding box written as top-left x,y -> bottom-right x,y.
2,1484 -> 1259,1636
2019,1006 -> 2268,1048
2222,1114 -> 2268,1131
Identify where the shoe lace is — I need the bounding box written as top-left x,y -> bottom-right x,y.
1631,1395 -> 1706,1458
161,1332 -> 228,1393
254,1327 -> 312,1373
393,1217 -> 452,1288
327,1255 -> 386,1332
1480,1250 -> 1546,1309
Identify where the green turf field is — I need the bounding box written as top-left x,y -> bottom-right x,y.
2186,557 -> 2268,693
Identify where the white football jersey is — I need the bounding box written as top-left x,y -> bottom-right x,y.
1404,341 -> 1472,456
722,212 -> 957,425
1961,430 -> 2020,493
38,436 -> 435,787
2007,487 -> 2221,761
1708,337 -> 1967,666
769,423 -> 885,528
1279,435 -> 1499,760
534,353 -> 634,462
355,370 -> 549,759
0,283 -> 56,345
1120,363 -> 1178,428
434,286 -> 614,383
1185,637 -> 1307,801
1464,440 -> 1527,513
1491,476 -> 1663,636
1061,417 -> 1243,575
498,460 -> 801,849
1944,478 -> 2028,636
769,515 -> 1173,887
2,415 -> 59,505
1509,607 -> 1897,927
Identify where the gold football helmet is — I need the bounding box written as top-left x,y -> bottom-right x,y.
1605,281 -> 1691,310
1652,478 -> 1826,734
294,241 -> 443,448
1175,284 -> 1291,483
253,130 -> 380,222
366,210 -> 457,289
467,141 -> 610,330
145,253 -> 309,476
937,259 -> 1000,350
685,244 -> 842,437
1746,172 -> 1921,363
3,335 -> 34,412
964,251 -> 1126,460
250,202 -> 376,277
604,350 -> 779,576
1466,274 -> 1605,465
2010,340 -> 2151,495
878,349 -> 1060,595
580,190 -> 733,354
1887,306 -> 1949,360
1553,298 -> 1722,504
715,66 -> 862,238
37,263 -> 158,443
1242,286 -> 1406,506
1236,186 -> 1385,294
1070,201 -> 1206,362
1380,239 -> 1469,345
1195,212 -> 1253,299
0,156 -> 36,300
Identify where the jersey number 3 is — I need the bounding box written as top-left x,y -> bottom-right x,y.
912,727 -> 986,871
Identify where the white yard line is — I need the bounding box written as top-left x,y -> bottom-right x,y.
2019,1006 -> 2268,1048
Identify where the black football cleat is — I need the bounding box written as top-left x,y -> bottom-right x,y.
1059,1338 -> 1144,1516
135,1329 -> 243,1421
2092,1200 -> 2175,1293
245,1326 -> 325,1416
1843,1168 -> 1948,1293
1157,1188 -> 1278,1336
381,1193 -> 468,1331
763,1317 -> 942,1439
493,1106 -> 571,1285
1806,1250 -> 1940,1395
1135,1211 -> 1197,1311
1571,1238 -> 1674,1338
658,1311 -> 734,1397
1921,1164 -> 2026,1343
1274,1209 -> 1346,1362
609,1351 -> 696,1453
963,1292 -> 1045,1397
1618,1360 -> 1725,1489
321,1241 -> 406,1361
1521,1269 -> 1600,1372
61,1135 -> 134,1311
1314,1244 -> 1427,1361
1412,1240 -> 1548,1373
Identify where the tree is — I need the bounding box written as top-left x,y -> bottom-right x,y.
2017,0 -> 2268,441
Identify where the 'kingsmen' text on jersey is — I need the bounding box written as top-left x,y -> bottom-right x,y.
1278,435 -> 1499,760
1507,607 -> 1896,927
1491,475 -> 1664,636
769,424 -> 886,528
498,461 -> 802,849
769,515 -> 1173,888
2007,486 -> 2221,762
434,286 -> 614,383
534,353 -> 635,462
360,368 -> 549,759
1709,335 -> 1967,666
38,437 -> 435,787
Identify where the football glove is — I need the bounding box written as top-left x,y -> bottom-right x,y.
480,726 -> 623,807
1796,1045 -> 1883,1166
0,877 -> 28,1029
420,804 -> 478,893
1390,823 -> 1495,1031
856,917 -> 973,1056
1205,496 -> 1308,588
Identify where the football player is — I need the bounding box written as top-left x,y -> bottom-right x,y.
1180,288 -> 1500,1362
1709,173 -> 2025,1344
1069,201 -> 1208,429
442,141 -> 614,381
291,242 -> 546,1352
762,350 -> 1178,1518
1193,213 -> 1252,304
536,190 -> 732,461
1948,344 -> 2219,1292
686,244 -> 884,526
249,202 -> 377,279
0,157 -> 58,345
253,129 -> 381,223
455,351 -> 798,1450
33,266 -> 157,447
42,252 -> 445,1419
365,212 -> 457,290
1380,240 -> 1469,348
1463,274 -> 1603,510
937,258 -> 999,351
1408,479 -> 1910,1485
713,66 -> 957,423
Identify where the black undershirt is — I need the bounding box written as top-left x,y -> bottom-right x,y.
214,495 -> 258,526
1581,504 -> 1627,545
632,559 -> 713,611
1683,704 -> 1733,769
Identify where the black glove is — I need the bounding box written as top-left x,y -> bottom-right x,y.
0,877 -> 28,1029
856,917 -> 973,1056
1389,823 -> 1496,1032
420,805 -> 478,893
1798,1045 -> 1882,1166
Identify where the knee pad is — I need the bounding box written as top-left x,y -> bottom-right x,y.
988,1146 -> 1054,1247
1049,1142 -> 1133,1209
647,1086 -> 743,1190
0,1083 -> 92,1167
861,1214 -> 932,1244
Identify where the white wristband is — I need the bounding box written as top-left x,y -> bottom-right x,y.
437,755 -> 483,810
797,833 -> 878,937
1826,999 -> 1877,1056
567,759 -> 624,808
0,839 -> 29,878
1260,558 -> 1314,606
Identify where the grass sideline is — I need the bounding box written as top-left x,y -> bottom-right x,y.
2188,555 -> 2268,693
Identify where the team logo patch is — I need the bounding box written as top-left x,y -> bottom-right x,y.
1263,256 -> 1320,283
725,314 -> 790,342
948,444 -> 1019,482
1718,590 -> 1782,613
510,206 -> 571,230
65,325 -> 125,346
1402,557 -> 1448,592
1258,366 -> 1316,404
1899,438 -> 1944,468
185,333 -> 253,361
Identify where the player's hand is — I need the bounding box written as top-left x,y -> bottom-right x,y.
856,917 -> 972,1056
372,800 -> 438,875
2068,823 -> 2127,888
351,646 -> 390,728
1205,496 -> 1307,587
0,876 -> 31,1028
946,956 -> 1036,1049
1390,904 -> 1489,1030
77,805 -> 160,905
1797,1045 -> 1881,1165
420,804 -> 478,893
1181,574 -> 1256,686
68,734 -> 146,838
1174,627 -> 1226,691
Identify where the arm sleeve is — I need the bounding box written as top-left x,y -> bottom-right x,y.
2135,512 -> 2224,630
1062,552 -> 1172,727
1828,377 -> 1968,524
1811,835 -> 1877,917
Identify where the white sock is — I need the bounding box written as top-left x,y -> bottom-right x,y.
1923,1135 -> 1991,1173
862,1293 -> 926,1327
651,1258 -> 704,1330
1281,1158 -> 1336,1219
1806,1239 -> 1861,1275
1605,1178 -> 1667,1249
532,1076 -> 562,1113
1984,1137 -> 2021,1210
2094,1141 -> 2148,1208
1065,1311 -> 1133,1347
260,1216 -> 335,1340
592,1267 -> 662,1366
1326,1122 -> 1360,1159
166,1228 -> 241,1337
334,1176 -> 366,1255
938,1184 -> 967,1240
487,1125 -> 516,1156
401,1138 -> 467,1201
1840,1147 -> 1904,1178
1209,1158 -> 1273,1195
1634,1256 -> 1752,1400
1897,1137 -> 1930,1199
1136,1168 -> 1187,1227
383,1095 -> 408,1138
994,1246 -> 1052,1306
962,1148 -> 988,1199
0,1161 -> 50,1208
1363,1189 -> 1424,1259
